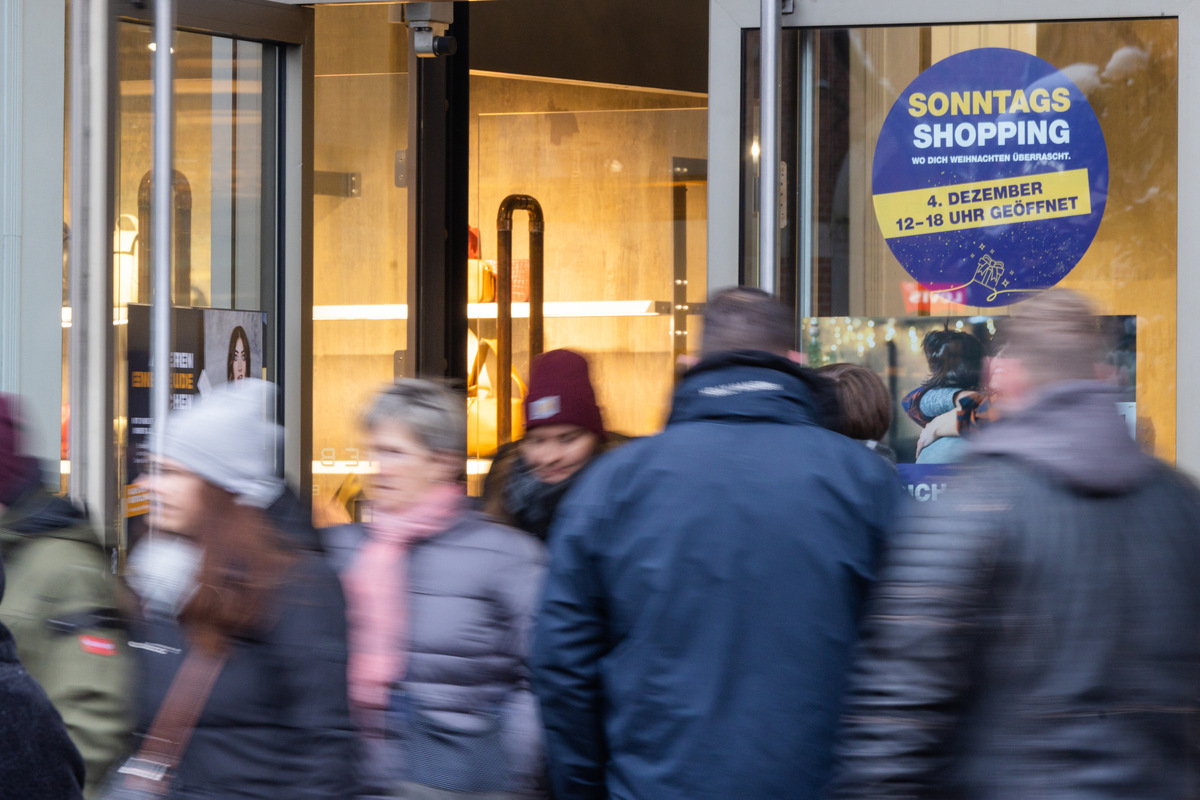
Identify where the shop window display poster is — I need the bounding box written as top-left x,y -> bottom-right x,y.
802,315 -> 1135,502
872,48 -> 1109,306
125,305 -> 266,517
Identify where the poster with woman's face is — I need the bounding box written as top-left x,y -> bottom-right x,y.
203,310 -> 265,389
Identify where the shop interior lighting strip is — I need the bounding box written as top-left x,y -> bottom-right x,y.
312,300 -> 663,321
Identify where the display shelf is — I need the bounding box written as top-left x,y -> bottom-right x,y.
312,300 -> 685,321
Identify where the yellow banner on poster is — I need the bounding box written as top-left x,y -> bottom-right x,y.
125,484 -> 149,518
873,168 -> 1092,239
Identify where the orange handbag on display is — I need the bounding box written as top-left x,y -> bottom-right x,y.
467,337 -> 526,456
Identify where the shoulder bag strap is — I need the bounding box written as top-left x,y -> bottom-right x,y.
116,648 -> 229,796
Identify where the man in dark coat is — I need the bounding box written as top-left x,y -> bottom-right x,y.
833,289 -> 1200,800
531,288 -> 902,800
0,556 -> 87,799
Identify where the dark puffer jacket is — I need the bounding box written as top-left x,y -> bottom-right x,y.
533,351 -> 902,800
834,381 -> 1200,800
132,550 -> 357,800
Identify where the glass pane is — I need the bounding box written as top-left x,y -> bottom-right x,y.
117,25 -> 267,311
310,5 -> 409,525
468,76 -> 708,490
748,19 -> 1176,462
115,24 -> 273,525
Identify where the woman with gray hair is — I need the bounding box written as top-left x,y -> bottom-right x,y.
331,380 -> 548,799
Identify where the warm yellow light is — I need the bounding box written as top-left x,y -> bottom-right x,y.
61,307 -> 129,328
469,301 -> 657,319
312,304 -> 409,321
312,301 -> 660,322
312,459 -> 492,476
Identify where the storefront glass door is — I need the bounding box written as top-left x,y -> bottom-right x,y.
739,18 -> 1176,469
111,20 -> 280,526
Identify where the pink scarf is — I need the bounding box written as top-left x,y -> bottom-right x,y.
344,483 -> 464,714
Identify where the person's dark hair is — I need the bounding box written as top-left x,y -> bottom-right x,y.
181,481 -> 295,655
226,326 -> 251,382
920,329 -> 983,390
701,287 -> 794,358
1002,288 -> 1103,386
816,363 -> 893,441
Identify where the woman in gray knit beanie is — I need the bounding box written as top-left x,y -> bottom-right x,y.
125,379 -> 357,799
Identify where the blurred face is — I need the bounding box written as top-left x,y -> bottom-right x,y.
231,336 -> 248,381
138,456 -> 208,536
521,424 -> 599,485
984,354 -> 1032,417
366,421 -> 457,514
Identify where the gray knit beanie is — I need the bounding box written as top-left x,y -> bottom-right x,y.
154,378 -> 284,508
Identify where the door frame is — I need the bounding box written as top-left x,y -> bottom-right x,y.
112,0 -> 315,491
708,0 -> 1200,473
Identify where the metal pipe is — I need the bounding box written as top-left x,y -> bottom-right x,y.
797,29 -> 815,318
758,0 -> 782,295
495,194 -> 544,445
496,217 -> 512,446
150,0 -> 174,459
67,0 -> 90,506
527,203 -> 544,358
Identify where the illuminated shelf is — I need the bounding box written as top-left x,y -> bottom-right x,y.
313,300 -> 687,321
61,307 -> 130,328
313,459 -> 493,476
62,302 -> 695,326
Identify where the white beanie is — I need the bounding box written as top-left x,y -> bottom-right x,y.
154,378 -> 285,508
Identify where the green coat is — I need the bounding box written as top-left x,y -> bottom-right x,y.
0,486 -> 133,798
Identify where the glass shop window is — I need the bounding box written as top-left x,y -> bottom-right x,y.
745,19 -> 1175,465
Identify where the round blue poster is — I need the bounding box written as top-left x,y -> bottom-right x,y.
872,48 -> 1108,307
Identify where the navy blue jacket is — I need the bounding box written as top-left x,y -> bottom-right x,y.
531,351 -> 902,800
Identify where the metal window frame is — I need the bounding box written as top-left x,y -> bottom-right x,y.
115,0 -> 310,45
708,0 -> 1200,473
107,0 -> 314,492
0,0 -> 69,490
405,2 -> 471,383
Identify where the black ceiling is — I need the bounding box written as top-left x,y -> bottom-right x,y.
470,0 -> 709,95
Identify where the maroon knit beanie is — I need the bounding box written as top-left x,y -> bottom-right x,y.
524,349 -> 606,441
0,395 -> 41,506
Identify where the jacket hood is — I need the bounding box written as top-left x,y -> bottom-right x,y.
970,380 -> 1154,494
668,351 -> 835,429
267,485 -> 324,552
0,484 -> 97,547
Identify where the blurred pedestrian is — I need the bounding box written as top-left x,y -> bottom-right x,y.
0,556 -> 86,800
833,289 -> 1200,799
532,287 -> 901,800
0,395 -> 131,797
123,379 -> 356,800
329,380 -> 547,799
483,349 -> 615,541
816,362 -> 897,465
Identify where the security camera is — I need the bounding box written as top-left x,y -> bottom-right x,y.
403,2 -> 457,59
415,30 -> 457,57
